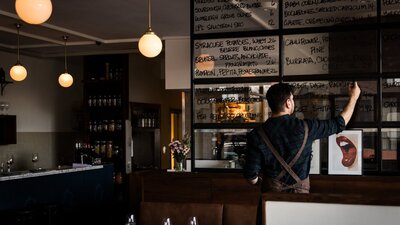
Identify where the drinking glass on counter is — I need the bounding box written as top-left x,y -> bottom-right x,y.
188,216 -> 197,225
162,217 -> 171,225
32,153 -> 39,170
6,154 -> 14,172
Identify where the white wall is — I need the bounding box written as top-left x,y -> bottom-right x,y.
0,50 -> 83,170
265,201 -> 400,225
165,38 -> 191,90
0,51 -> 83,132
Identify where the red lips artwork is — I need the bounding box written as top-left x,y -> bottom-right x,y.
336,136 -> 357,167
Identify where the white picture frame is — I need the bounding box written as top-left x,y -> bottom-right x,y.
328,130 -> 363,175
309,139 -> 320,175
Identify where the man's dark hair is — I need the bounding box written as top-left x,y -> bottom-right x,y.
266,83 -> 295,113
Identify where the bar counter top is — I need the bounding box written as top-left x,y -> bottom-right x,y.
0,164 -> 104,182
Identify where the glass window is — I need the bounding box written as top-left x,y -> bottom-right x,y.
382,29 -> 400,73
194,128 -> 250,169
283,31 -> 377,76
193,0 -> 279,34
194,83 -> 271,124
283,0 -> 377,29
381,128 -> 399,172
382,78 -> 400,122
382,0 -> 400,23
194,36 -> 279,79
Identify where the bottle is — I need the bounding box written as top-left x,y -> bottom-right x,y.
92,96 -> 97,107
94,141 -> 100,155
88,121 -> 93,132
100,141 -> 106,157
116,120 -> 122,131
103,120 -> 108,132
98,95 -> 102,107
106,141 -> 113,159
107,95 -> 112,106
109,120 -> 115,132
113,95 -> 117,107
117,95 -> 122,107
88,96 -> 92,107
93,121 -> 98,132
126,214 -> 136,225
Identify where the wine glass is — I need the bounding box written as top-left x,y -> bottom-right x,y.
6,154 -> 14,173
188,216 -> 197,225
162,217 -> 171,225
32,153 -> 39,170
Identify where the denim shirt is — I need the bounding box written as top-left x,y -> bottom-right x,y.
243,115 -> 345,186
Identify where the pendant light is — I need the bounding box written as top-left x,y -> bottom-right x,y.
10,23 -> 27,82
58,36 -> 73,88
15,0 -> 53,25
138,0 -> 162,58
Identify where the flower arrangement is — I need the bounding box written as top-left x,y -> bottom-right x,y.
169,133 -> 191,163
169,140 -> 190,162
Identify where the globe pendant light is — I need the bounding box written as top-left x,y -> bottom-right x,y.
58,36 -> 73,88
138,0 -> 162,58
10,23 -> 27,82
15,0 -> 53,25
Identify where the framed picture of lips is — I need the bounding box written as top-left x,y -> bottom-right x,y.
328,130 -> 363,175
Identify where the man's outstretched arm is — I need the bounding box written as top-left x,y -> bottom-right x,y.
340,82 -> 361,125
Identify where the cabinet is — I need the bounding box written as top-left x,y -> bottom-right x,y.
0,115 -> 16,145
191,1 -> 400,174
130,102 -> 161,169
81,54 -> 129,178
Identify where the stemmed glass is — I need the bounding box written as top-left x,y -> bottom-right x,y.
32,153 -> 39,170
6,154 -> 14,173
188,216 -> 197,225
162,218 -> 171,225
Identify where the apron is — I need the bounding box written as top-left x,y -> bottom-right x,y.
257,121 -> 310,194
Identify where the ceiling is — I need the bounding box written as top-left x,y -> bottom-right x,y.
0,0 -> 190,57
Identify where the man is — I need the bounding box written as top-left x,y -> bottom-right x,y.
244,82 -> 361,193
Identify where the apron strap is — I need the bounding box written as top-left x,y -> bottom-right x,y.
256,121 -> 309,183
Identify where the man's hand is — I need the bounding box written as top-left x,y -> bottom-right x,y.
341,81 -> 361,125
349,81 -> 361,100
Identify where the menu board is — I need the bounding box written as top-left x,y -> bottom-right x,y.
284,31 -> 377,76
283,0 -> 376,29
382,29 -> 400,73
194,0 -> 279,34
283,33 -> 330,75
382,0 -> 400,20
382,78 -> 400,122
194,36 -> 279,78
289,80 -> 377,122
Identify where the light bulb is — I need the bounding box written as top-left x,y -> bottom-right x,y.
15,0 -> 53,24
138,31 -> 162,58
10,64 -> 27,81
58,72 -> 73,88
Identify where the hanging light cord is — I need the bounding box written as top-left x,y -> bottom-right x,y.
63,36 -> 68,73
16,23 -> 21,63
148,0 -> 152,31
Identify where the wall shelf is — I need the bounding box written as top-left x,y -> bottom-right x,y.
0,81 -> 13,96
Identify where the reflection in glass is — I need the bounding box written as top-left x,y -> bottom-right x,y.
382,29 -> 400,72
381,128 -> 399,172
283,0 -> 376,29
194,129 -> 250,169
193,37 -> 279,79
360,128 -> 378,172
194,83 -> 271,123
382,78 -> 400,122
194,0 -> 279,34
